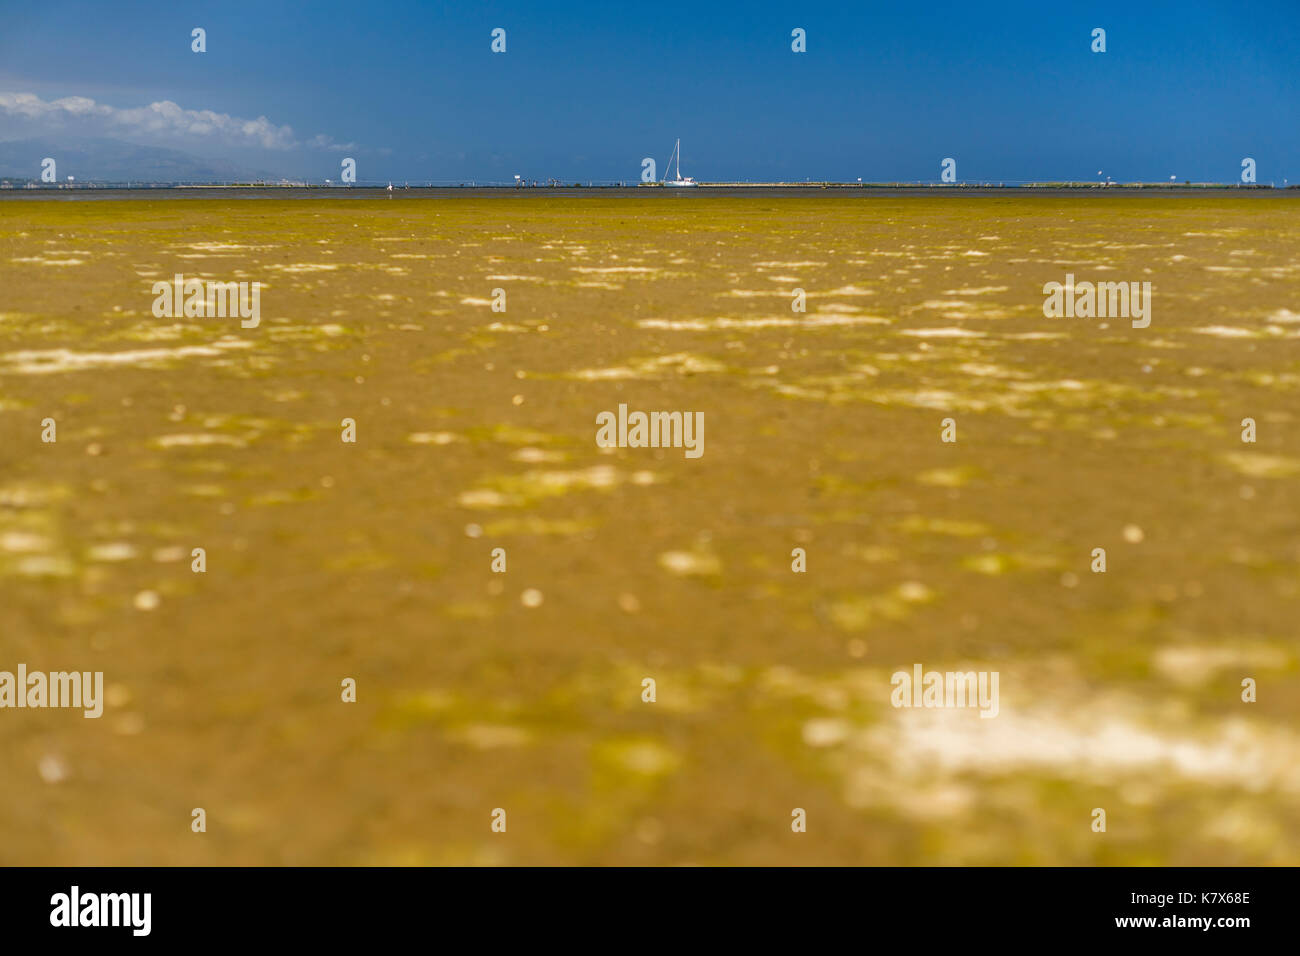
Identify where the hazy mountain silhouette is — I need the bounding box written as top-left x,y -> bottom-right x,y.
0,137 -> 286,183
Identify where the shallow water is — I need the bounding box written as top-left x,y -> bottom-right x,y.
0,195 -> 1297,864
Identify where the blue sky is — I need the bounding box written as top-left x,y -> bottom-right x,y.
0,0 -> 1297,182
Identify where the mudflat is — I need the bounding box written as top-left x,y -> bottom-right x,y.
0,195 -> 1297,864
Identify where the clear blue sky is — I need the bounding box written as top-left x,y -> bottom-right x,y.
1,0 -> 1297,183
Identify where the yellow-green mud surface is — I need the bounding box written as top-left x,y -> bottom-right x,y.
0,195 -> 1297,864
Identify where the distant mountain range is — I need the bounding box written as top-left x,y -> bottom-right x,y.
0,138 -> 286,183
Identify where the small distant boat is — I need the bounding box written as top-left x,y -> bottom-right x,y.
663,139 -> 697,187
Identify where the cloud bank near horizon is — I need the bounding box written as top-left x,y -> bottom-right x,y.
0,91 -> 357,153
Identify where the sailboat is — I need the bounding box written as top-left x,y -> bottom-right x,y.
662,139 -> 697,187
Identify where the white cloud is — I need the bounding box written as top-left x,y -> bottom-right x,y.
0,91 -> 349,152
306,133 -> 359,153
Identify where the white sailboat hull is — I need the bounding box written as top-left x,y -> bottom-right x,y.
662,139 -> 698,186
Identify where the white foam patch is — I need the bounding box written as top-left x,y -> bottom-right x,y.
178,243 -> 263,251
863,704 -> 1300,793
408,432 -> 465,445
152,434 -> 248,448
899,328 -> 986,338
266,263 -> 340,273
1192,326 -> 1258,338
639,315 -> 889,331
0,340 -> 254,375
570,266 -> 658,274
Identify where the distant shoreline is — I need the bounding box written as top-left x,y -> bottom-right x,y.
1,180 -> 1291,189
2,183 -> 1296,201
